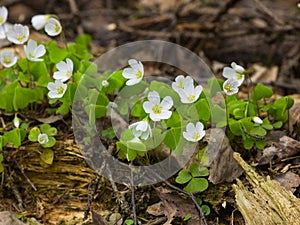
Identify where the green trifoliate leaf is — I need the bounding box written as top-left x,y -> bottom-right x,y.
184,178 -> 208,193
251,83 -> 273,101
175,170 -> 192,184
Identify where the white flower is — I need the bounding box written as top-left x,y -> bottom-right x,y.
183,122 -> 205,142
0,50 -> 17,68
172,75 -> 202,103
13,115 -> 21,128
171,75 -> 194,92
177,85 -> 202,104
47,79 -> 67,99
44,18 -> 62,36
38,133 -> 49,144
253,116 -> 263,124
53,58 -> 73,82
6,24 -> 29,44
223,62 -> 245,86
0,6 -> 8,26
31,14 -> 50,30
143,91 -> 173,122
122,59 -> 144,86
0,23 -> 12,39
223,78 -> 239,96
0,25 -> 5,39
102,80 -> 109,87
129,121 -> 152,140
24,39 -> 46,62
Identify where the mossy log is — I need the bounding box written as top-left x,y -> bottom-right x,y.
232,152 -> 300,225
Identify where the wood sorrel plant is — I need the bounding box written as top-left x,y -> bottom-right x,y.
0,7 -> 96,172
0,7 -> 294,211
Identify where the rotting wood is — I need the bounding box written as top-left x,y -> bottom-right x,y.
232,152 -> 300,225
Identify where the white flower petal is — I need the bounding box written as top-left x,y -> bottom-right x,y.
56,61 -> 67,71
186,123 -> 195,133
34,45 -> 46,58
0,50 -> 17,67
66,58 -> 73,70
31,14 -> 49,30
253,116 -> 263,124
223,78 -> 239,96
183,131 -> 193,142
53,58 -> 73,82
147,91 -> 160,104
161,96 -> 173,110
222,67 -> 235,79
38,133 -> 49,144
126,79 -> 139,86
7,24 -> 29,44
195,121 -> 204,132
0,6 -> 8,25
160,110 -> 172,120
142,101 -> 153,114
0,25 -> 6,39
45,18 -> 62,36
123,59 -> 144,86
194,85 -> 203,97
122,68 -> 136,79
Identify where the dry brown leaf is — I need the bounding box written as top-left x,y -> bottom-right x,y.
92,211 -> 107,225
207,128 -> 243,184
36,115 -> 63,124
147,202 -> 164,216
272,172 -> 300,193
257,136 -> 300,165
289,94 -> 300,135
155,187 -> 201,225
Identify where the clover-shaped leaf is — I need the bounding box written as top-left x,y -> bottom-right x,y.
183,177 -> 208,193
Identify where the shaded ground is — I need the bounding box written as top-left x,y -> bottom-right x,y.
0,0 -> 300,224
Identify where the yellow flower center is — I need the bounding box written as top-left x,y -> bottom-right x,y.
236,73 -> 243,80
66,70 -> 71,78
152,104 -> 162,114
136,70 -> 142,79
29,53 -> 35,59
224,83 -> 233,92
192,132 -> 200,140
3,57 -> 11,65
17,34 -> 26,42
39,137 -> 45,143
55,25 -> 60,32
56,86 -> 65,94
178,81 -> 184,89
187,94 -> 196,102
0,17 -> 4,23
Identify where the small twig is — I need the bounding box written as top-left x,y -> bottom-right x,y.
130,169 -> 138,225
84,172 -> 101,221
230,208 -> 238,225
251,0 -> 285,26
212,0 -> 239,22
162,179 -> 208,225
15,161 -> 37,191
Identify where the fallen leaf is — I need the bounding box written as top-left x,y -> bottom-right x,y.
257,136 -> 300,165
289,94 -> 300,135
36,115 -> 63,124
155,187 -> 201,225
272,172 -> 300,193
147,202 -> 164,216
206,128 -> 243,184
92,211 -> 107,225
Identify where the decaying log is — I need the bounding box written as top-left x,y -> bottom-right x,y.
232,152 -> 300,225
